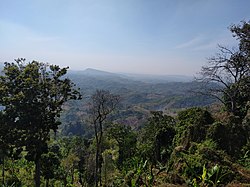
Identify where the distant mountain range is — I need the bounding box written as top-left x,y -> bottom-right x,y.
69,68 -> 194,83
0,65 -> 218,134
58,69 -> 215,109
59,67 -> 219,135
0,64 -> 194,83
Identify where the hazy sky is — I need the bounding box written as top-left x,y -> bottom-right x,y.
0,0 -> 249,75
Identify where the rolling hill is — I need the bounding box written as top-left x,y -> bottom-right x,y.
61,68 -> 218,136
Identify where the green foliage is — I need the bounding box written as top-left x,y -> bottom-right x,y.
107,123 -> 137,170
41,149 -> 60,181
223,79 -> 250,118
238,141 -> 250,169
55,136 -> 91,186
178,107 -> 214,126
138,111 -> 176,164
207,117 -> 248,158
190,164 -> 230,187
0,59 -> 81,186
123,158 -> 153,187
169,139 -> 235,185
175,107 -> 214,147
1,24 -> 250,186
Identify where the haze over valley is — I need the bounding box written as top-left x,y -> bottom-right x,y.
61,67 -> 216,135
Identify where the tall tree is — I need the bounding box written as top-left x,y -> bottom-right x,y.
89,89 -> 119,187
197,21 -> 250,118
0,59 -> 81,187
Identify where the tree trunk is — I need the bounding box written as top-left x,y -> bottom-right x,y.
99,121 -> 103,187
71,171 -> 74,184
104,155 -> 107,187
95,143 -> 99,187
35,157 -> 41,187
79,173 -> 83,186
99,154 -> 102,187
2,155 -> 5,186
63,177 -> 67,187
45,179 -> 49,187
155,139 -> 160,163
95,121 -> 103,187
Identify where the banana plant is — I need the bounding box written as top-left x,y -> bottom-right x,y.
193,164 -> 230,187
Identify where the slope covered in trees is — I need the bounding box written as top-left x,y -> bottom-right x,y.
60,69 -> 217,135
0,21 -> 249,186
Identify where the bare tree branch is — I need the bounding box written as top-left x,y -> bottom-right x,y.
196,22 -> 250,117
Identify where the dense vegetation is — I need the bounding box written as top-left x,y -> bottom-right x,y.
0,21 -> 250,187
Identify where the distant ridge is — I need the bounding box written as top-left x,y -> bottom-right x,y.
82,68 -> 120,77
69,68 -> 193,83
70,68 -> 122,78
121,73 -> 194,83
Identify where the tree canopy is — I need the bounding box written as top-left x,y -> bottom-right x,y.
0,59 -> 81,186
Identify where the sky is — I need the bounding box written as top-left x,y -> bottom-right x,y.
0,0 -> 250,76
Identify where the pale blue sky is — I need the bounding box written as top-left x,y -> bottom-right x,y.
0,0 -> 249,75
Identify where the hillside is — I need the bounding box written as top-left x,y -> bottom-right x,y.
61,69 -> 217,136
68,68 -> 215,108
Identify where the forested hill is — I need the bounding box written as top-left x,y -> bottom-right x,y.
61,68 -> 217,136
67,68 -> 215,109
68,68 -> 193,84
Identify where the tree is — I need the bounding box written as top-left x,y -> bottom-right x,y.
0,112 -> 12,185
57,136 -> 90,186
0,112 -> 23,185
207,117 -> 248,158
107,123 -> 137,170
139,111 -> 176,165
0,59 -> 81,187
175,107 -> 214,148
89,89 -> 120,187
197,21 -> 250,118
41,148 -> 60,187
